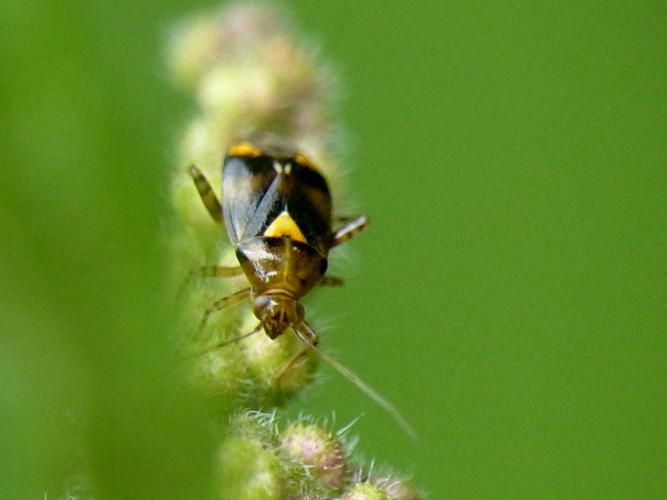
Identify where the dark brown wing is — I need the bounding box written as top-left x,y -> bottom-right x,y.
221,153 -> 333,256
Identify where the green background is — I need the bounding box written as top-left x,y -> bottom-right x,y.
1,1 -> 665,498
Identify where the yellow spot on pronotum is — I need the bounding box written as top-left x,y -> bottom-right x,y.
228,142 -> 262,157
263,210 -> 307,243
295,153 -> 318,170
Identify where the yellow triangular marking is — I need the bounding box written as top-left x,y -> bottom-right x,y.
263,210 -> 307,243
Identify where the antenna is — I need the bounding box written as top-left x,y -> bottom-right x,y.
294,322 -> 417,441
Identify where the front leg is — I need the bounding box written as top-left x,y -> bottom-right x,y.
189,322 -> 263,357
273,322 -> 320,388
196,287 -> 251,338
331,215 -> 369,247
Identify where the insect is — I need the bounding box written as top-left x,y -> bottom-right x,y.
187,135 -> 415,438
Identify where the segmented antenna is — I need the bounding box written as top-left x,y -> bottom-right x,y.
295,322 -> 417,441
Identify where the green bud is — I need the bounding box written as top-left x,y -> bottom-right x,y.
187,312 -> 317,409
342,482 -> 390,500
375,476 -> 424,500
280,422 -> 348,490
216,436 -> 284,499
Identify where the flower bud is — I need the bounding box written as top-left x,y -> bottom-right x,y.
341,483 -> 390,500
280,422 -> 348,490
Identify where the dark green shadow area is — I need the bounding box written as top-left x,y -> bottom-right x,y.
1,2 -> 213,498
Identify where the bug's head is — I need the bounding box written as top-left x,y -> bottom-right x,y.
253,292 -> 304,339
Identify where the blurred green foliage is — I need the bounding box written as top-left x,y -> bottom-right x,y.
296,2 -> 666,498
1,1 -> 665,499
0,2 -> 214,498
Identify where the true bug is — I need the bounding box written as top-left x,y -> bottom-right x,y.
187,135 -> 415,438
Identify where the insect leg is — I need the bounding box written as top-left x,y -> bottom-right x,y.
273,345 -> 315,387
318,276 -> 344,287
334,215 -> 359,223
331,215 -> 369,247
190,165 -> 223,224
178,265 -> 243,297
272,325 -> 320,388
188,322 -> 263,358
197,287 -> 251,337
189,265 -> 243,279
